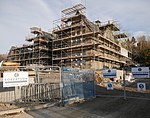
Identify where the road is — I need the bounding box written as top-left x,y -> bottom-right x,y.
3,81 -> 150,118
8,96 -> 150,118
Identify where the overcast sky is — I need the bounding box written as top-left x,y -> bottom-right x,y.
0,0 -> 150,54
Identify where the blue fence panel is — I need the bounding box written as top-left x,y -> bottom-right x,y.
83,81 -> 95,99
61,68 -> 95,104
74,82 -> 84,99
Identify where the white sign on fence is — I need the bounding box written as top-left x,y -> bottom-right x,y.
107,83 -> 113,90
132,67 -> 149,78
3,72 -> 29,87
102,69 -> 117,78
137,83 -> 146,91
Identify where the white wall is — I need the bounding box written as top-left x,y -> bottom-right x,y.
121,48 -> 128,58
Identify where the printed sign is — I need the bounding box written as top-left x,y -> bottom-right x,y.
107,83 -> 113,90
132,67 -> 149,78
137,83 -> 146,91
102,69 -> 117,78
3,72 -> 29,87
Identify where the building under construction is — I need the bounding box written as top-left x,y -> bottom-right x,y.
6,4 -> 132,70
6,27 -> 54,66
52,4 -> 131,70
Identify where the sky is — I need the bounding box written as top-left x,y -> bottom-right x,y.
0,0 -> 150,54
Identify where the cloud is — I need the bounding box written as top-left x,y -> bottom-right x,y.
133,31 -> 150,38
0,0 -> 59,54
0,0 -> 150,54
87,0 -> 150,35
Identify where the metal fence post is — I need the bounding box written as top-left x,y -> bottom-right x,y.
35,65 -> 39,83
123,67 -> 127,100
59,67 -> 64,106
123,76 -> 126,100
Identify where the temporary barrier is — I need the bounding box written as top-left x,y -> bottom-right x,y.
96,67 -> 150,101
0,66 -> 61,103
61,68 -> 96,104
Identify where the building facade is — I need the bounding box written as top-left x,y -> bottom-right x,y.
6,4 -> 132,70
6,27 -> 53,66
52,4 -> 132,70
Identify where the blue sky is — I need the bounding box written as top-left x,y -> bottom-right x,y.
0,0 -> 150,54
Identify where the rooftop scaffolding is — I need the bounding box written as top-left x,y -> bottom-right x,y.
62,4 -> 86,16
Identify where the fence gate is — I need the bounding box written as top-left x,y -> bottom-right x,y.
96,67 -> 150,101
61,69 -> 96,104
0,66 -> 61,103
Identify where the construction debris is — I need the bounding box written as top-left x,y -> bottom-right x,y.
2,62 -> 20,66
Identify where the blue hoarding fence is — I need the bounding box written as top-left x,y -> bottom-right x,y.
61,68 -> 96,104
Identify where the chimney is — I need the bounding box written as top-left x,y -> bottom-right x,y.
95,20 -> 101,27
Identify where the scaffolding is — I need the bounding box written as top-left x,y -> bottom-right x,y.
6,27 -> 53,66
52,4 -> 131,70
6,4 -> 132,69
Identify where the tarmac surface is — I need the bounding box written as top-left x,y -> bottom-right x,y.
3,96 -> 150,118
1,79 -> 150,118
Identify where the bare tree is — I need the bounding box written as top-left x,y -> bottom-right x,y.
134,36 -> 150,66
0,54 -> 7,61
121,35 -> 150,66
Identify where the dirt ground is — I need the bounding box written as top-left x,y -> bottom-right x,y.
1,79 -> 150,118
97,79 -> 150,99
0,104 -> 18,111
5,96 -> 150,118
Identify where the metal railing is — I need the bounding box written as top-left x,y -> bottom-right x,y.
0,66 -> 61,103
